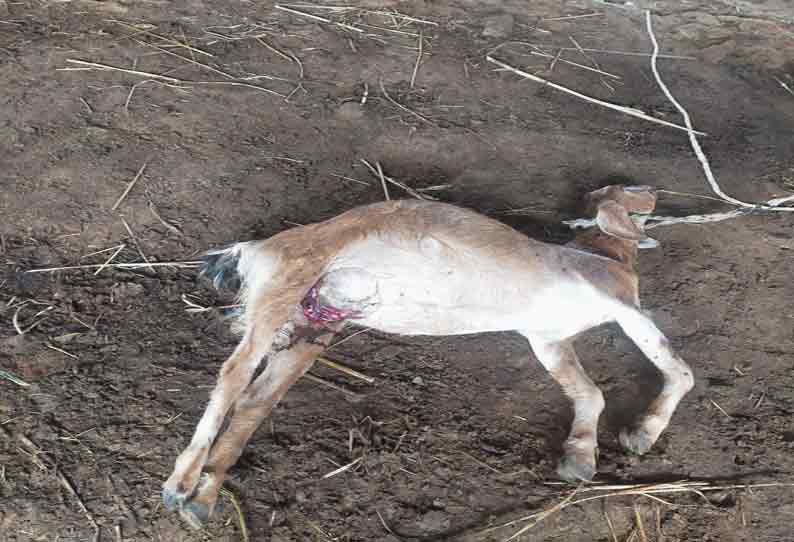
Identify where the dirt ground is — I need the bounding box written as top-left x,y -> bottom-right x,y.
2,1 -> 794,541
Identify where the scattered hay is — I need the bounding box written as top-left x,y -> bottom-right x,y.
219,487 -> 250,542
481,480 -> 794,541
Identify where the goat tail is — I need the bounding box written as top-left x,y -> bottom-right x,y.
201,244 -> 246,292
201,240 -> 284,295
201,240 -> 321,334
201,232 -> 339,337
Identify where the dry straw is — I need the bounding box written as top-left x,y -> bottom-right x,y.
564,10 -> 794,231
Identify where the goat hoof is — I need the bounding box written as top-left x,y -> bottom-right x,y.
162,487 -> 187,512
179,500 -> 210,530
557,455 -> 596,483
619,427 -> 654,455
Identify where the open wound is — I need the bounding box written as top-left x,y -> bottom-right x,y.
301,284 -> 361,324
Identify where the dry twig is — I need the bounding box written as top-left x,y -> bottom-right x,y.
26,261 -> 202,273
304,373 -> 362,400
0,371 -> 30,387
148,201 -> 183,236
378,79 -> 436,126
359,158 -> 435,200
529,50 -> 621,79
486,55 -> 704,136
219,487 -> 250,542
94,244 -> 126,276
109,20 -> 214,58
317,357 -> 374,383
644,10 -> 794,212
543,13 -> 604,22
274,4 -> 364,33
410,30 -> 424,88
321,456 -> 362,479
120,217 -> 153,272
483,480 -> 794,540
561,11 -> 794,233
61,59 -> 286,99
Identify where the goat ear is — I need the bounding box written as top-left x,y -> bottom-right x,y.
596,200 -> 645,241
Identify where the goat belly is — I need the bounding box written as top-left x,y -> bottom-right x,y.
318,235 -> 536,335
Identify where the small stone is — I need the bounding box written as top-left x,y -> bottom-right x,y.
482,14 -> 514,39
412,376 -> 424,386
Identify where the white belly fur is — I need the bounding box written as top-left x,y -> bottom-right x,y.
321,235 -> 615,338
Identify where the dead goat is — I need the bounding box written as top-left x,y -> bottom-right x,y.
163,185 -> 694,527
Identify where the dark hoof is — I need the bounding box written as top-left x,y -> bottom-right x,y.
619,427 -> 655,455
162,487 -> 186,512
556,454 -> 596,483
180,500 -> 210,530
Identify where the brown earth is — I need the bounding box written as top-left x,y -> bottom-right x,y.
1,1 -> 794,541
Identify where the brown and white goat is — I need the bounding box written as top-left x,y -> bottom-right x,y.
163,185 -> 694,527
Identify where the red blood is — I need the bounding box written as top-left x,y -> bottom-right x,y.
301,285 -> 358,324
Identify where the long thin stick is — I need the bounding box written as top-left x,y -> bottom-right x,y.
304,373 -> 363,400
0,370 -> 30,387
56,468 -> 100,542
62,59 -> 181,83
488,480 -> 793,539
120,217 -> 153,272
569,35 -> 605,79
486,56 -> 705,136
321,456 -> 362,479
604,510 -> 619,542
644,12 -> 746,207
94,244 -> 126,276
375,161 -> 390,201
545,46 -> 695,60
108,20 -> 215,58
132,38 -> 233,79
278,5 -> 439,26
274,4 -> 364,33
563,208 -> 756,230
189,80 -> 287,98
62,59 -> 287,99
528,50 -> 621,79
45,342 -> 80,360
317,357 -> 375,384
360,158 -> 435,200
505,487 -> 581,541
327,327 -> 371,349
378,79 -> 436,126
410,30 -> 423,89
775,77 -> 794,98
644,10 -> 794,212
543,12 -> 604,22
255,37 -> 293,62
219,487 -> 250,542
112,162 -> 147,210
26,261 -> 202,273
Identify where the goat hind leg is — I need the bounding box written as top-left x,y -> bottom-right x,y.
163,326 -> 276,511
523,334 -> 605,483
178,319 -> 339,528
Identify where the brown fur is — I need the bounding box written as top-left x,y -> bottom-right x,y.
165,185 -> 666,525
